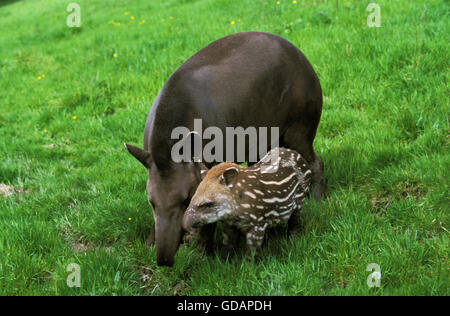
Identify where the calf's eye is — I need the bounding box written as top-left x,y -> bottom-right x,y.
199,202 -> 214,209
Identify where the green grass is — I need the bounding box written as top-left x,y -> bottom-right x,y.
0,0 -> 448,296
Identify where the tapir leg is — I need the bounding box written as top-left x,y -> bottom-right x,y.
145,224 -> 156,248
288,207 -> 302,236
245,226 -> 266,262
220,224 -> 242,259
282,122 -> 325,202
196,223 -> 216,255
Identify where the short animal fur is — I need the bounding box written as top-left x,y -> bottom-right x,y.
183,147 -> 312,260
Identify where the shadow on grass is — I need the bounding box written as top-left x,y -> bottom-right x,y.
0,0 -> 21,8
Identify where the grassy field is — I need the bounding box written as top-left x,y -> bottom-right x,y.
0,0 -> 448,296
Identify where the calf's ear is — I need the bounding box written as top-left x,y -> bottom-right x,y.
124,143 -> 152,168
221,167 -> 239,189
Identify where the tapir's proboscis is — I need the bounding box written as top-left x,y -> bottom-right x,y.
125,32 -> 324,266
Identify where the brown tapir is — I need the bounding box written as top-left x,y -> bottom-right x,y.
125,31 -> 324,266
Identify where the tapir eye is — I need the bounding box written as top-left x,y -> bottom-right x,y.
199,202 -> 215,209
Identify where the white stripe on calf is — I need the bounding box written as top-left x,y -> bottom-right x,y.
262,181 -> 300,203
244,191 -> 257,199
265,210 -> 280,217
260,172 -> 297,186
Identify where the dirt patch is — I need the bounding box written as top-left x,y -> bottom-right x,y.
0,183 -> 31,197
139,266 -> 158,293
0,184 -> 15,197
70,242 -> 89,253
68,239 -> 112,254
398,181 -> 428,200
371,195 -> 390,216
370,181 -> 428,216
138,266 -> 188,296
173,280 -> 186,296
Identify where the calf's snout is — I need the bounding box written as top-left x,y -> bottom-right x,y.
182,208 -> 198,231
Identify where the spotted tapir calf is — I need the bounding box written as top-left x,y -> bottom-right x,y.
182,147 -> 312,261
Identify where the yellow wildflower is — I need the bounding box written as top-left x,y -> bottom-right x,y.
292,0 -> 297,3
113,53 -> 118,58
72,116 -> 77,120
131,16 -> 135,20
37,76 -> 42,80
231,20 -> 235,25
276,1 -> 281,4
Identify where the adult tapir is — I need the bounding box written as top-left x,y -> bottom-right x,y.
125,31 -> 324,266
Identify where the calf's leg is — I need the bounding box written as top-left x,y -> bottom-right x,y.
196,223 -> 217,255
245,226 -> 266,262
220,224 -> 241,259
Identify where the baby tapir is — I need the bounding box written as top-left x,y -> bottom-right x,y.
182,147 -> 312,261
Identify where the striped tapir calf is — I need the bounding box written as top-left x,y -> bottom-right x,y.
182,147 -> 312,260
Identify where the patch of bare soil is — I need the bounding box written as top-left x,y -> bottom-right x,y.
68,239 -> 112,254
0,183 -> 31,197
138,266 -> 187,296
398,181 -> 428,200
70,242 -> 89,253
139,266 -> 158,293
370,181 -> 428,216
0,184 -> 15,197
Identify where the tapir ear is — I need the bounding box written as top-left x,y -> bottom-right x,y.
124,143 -> 152,168
221,167 -> 239,189
197,162 -> 209,180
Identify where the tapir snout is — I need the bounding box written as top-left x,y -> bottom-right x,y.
155,210 -> 184,267
182,207 -> 201,231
